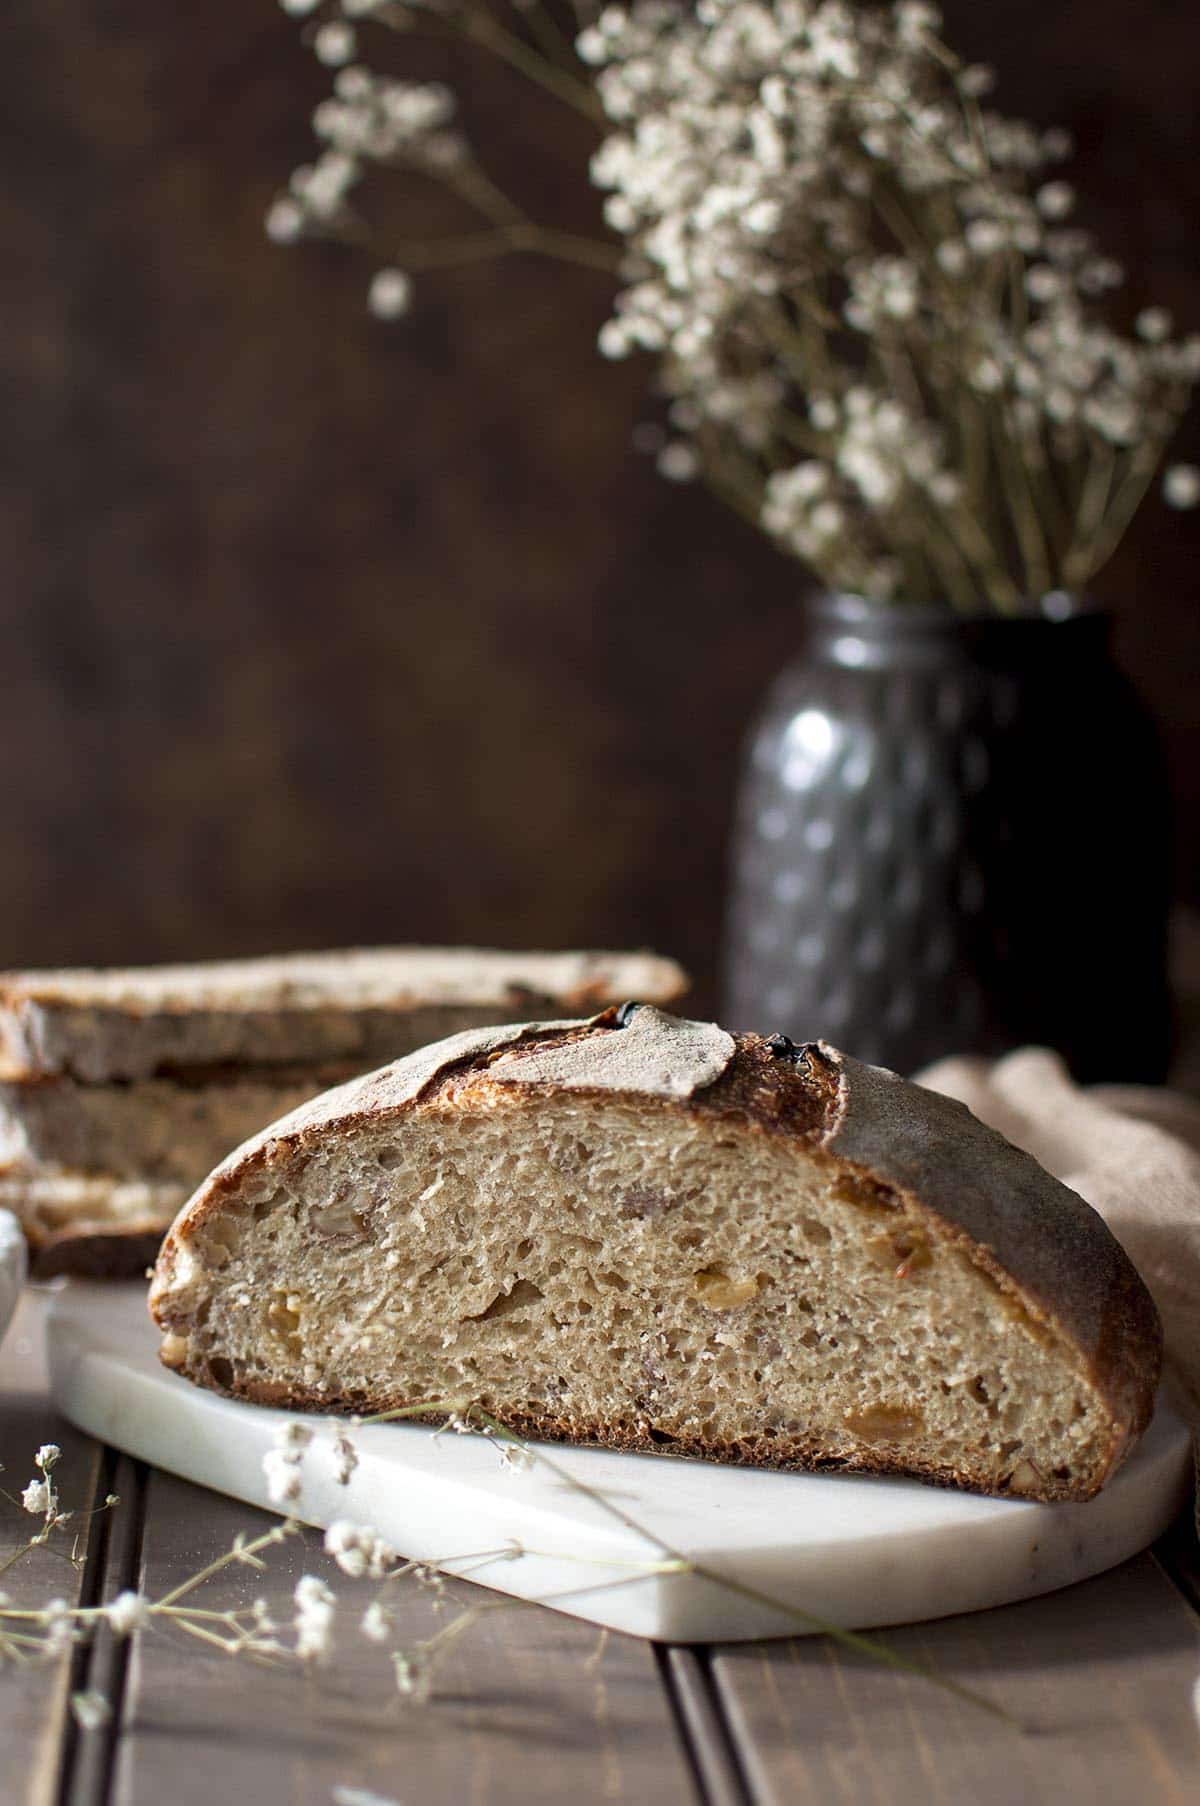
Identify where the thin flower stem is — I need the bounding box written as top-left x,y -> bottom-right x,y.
904,497 -> 979,610
154,1525 -> 294,1611
1062,441 -> 1116,587
505,0 -> 582,76
939,492 -> 1022,611
988,409 -> 1052,599
371,0 -> 603,119
458,9 -> 605,122
464,1406 -> 1020,1726
1077,440 -> 1168,581
343,212 -> 621,276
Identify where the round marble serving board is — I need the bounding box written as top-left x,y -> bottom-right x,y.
0,1209 -> 26,1351
47,1281 -> 1191,1644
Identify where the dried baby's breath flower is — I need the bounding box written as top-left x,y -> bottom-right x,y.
262,1448 -> 304,1506
1137,308 -> 1173,345
360,1599 -> 393,1643
266,198 -> 305,244
314,21 -> 356,66
104,1591 -> 151,1636
657,442 -> 698,481
262,1420 -> 315,1506
294,1574 -> 337,1663
325,1520 -> 396,1579
1163,464 -> 1200,509
411,1564 -> 446,1599
393,1647 -> 433,1702
498,1442 -> 535,1472
70,1690 -> 112,1731
368,269 -> 413,321
268,0 -> 1194,607
43,1599 -> 78,1656
21,1478 -> 55,1517
329,1426 -> 360,1485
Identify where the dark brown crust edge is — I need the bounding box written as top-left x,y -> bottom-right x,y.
188,1372 -> 1109,1505
152,1014 -> 1164,1498
30,1226 -> 164,1280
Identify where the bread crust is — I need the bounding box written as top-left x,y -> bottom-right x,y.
1,1170 -> 183,1277
151,1010 -> 1163,1498
30,1226 -> 164,1280
189,1380 -> 1098,1503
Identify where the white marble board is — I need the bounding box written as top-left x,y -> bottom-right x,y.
47,1281 -> 1191,1643
0,1211 -> 25,1352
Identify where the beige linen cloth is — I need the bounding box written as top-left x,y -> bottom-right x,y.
917,1049 -> 1200,1494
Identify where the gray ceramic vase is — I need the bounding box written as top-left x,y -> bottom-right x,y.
723,591 -> 1171,1082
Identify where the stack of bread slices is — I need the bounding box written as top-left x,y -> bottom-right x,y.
0,947 -> 686,1275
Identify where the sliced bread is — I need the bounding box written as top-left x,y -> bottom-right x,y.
0,948 -> 687,1082
3,1170 -> 186,1278
148,1007 -> 1161,1501
0,1067 -> 359,1184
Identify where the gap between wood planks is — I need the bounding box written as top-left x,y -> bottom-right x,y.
657,1647 -> 756,1806
41,1441 -> 1200,1806
54,1454 -> 147,1806
48,1442 -> 728,1806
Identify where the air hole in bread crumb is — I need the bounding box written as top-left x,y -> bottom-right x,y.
467,1277 -> 544,1324
798,1217 -> 831,1245
208,1356 -> 234,1389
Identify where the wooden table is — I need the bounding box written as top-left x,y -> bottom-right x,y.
4,1289 -> 1200,1806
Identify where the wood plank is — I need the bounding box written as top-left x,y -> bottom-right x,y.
114,1466 -> 699,1806
711,1555 -> 1200,1806
0,1289 -> 110,1806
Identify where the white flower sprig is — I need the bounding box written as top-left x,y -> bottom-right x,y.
267,0 -> 619,320
0,1444 -> 300,1673
267,0 -> 1196,611
586,0 -> 1199,605
3,1413 -> 1020,1723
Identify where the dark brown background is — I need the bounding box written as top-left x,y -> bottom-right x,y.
2,1 -> 1197,1007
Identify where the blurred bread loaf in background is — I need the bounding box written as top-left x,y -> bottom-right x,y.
0,946 -> 687,1275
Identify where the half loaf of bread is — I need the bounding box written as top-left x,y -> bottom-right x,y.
149,1007 -> 1161,1501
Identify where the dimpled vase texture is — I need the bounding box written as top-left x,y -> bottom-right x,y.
724,593 -> 1170,1082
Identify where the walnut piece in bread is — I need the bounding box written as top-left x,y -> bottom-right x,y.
148,1007 -> 1162,1502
